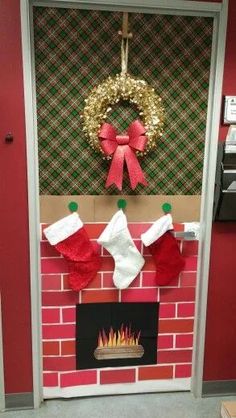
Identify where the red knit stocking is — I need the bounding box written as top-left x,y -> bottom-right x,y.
148,231 -> 185,286
44,213 -> 101,291
55,228 -> 101,290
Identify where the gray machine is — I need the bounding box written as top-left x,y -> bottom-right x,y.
213,136 -> 236,220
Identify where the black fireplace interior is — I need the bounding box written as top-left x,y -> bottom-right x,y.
76,302 -> 159,370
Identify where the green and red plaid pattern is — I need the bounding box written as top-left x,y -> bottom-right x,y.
34,7 -> 213,195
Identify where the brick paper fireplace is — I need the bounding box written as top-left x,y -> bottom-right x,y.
41,222 -> 197,398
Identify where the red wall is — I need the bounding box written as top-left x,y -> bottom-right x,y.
0,0 -> 235,395
204,224 -> 236,380
0,0 -> 33,393
203,0 -> 236,381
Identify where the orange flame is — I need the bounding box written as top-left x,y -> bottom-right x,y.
97,324 -> 141,348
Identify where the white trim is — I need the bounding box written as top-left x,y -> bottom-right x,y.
141,214 -> 173,247
44,213 -> 83,245
20,0 -> 43,409
0,295 -> 5,412
43,378 -> 191,398
191,0 -> 229,398
20,0 -> 228,405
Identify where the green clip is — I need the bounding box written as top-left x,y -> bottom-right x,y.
68,201 -> 78,212
117,199 -> 127,210
162,202 -> 172,214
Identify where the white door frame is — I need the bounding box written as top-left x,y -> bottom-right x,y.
20,0 -> 228,408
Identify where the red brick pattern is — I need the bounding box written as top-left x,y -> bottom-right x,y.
61,340 -> 76,355
81,289 -> 119,303
60,370 -> 97,387
42,274 -> 61,290
176,334 -> 194,348
43,341 -> 60,356
160,288 -> 195,303
157,349 -> 192,364
180,272 -> 197,287
177,303 -> 195,318
41,222 -> 197,389
43,356 -> 76,371
43,372 -> 59,387
159,304 -> 176,318
100,369 -> 136,384
175,364 -> 192,378
139,365 -> 173,380
158,335 -> 174,349
159,319 -> 194,333
42,324 -> 75,339
121,288 -> 158,302
42,291 -> 79,306
182,241 -> 198,256
62,307 -> 76,323
42,308 -> 60,323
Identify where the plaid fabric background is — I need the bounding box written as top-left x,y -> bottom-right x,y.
33,7 -> 213,195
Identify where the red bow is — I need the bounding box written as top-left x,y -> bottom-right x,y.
99,120 -> 148,190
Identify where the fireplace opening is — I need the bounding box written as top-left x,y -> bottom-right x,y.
76,302 -> 159,370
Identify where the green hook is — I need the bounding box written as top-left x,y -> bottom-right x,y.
162,202 -> 172,214
117,199 -> 127,210
68,201 -> 78,212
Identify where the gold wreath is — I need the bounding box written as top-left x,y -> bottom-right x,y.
81,73 -> 165,156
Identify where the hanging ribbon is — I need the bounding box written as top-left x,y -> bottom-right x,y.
99,120 -> 148,190
121,38 -> 129,74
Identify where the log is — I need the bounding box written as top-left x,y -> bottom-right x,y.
94,344 -> 144,360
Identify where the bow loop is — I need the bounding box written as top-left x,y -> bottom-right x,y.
99,122 -> 117,140
129,135 -> 148,152
99,120 -> 148,190
128,120 -> 146,138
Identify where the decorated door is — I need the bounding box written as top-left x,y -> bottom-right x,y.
35,6 -> 213,398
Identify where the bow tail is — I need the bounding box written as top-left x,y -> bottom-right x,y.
105,147 -> 125,191
125,148 -> 148,190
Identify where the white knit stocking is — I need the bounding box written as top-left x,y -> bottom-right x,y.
98,210 -> 144,289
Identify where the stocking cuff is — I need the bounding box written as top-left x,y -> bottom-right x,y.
44,213 -> 83,245
184,222 -> 200,240
141,214 -> 173,247
97,209 -> 127,244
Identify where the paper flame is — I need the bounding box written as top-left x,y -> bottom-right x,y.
97,324 -> 141,348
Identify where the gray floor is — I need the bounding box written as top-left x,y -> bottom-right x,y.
1,392 -> 235,418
